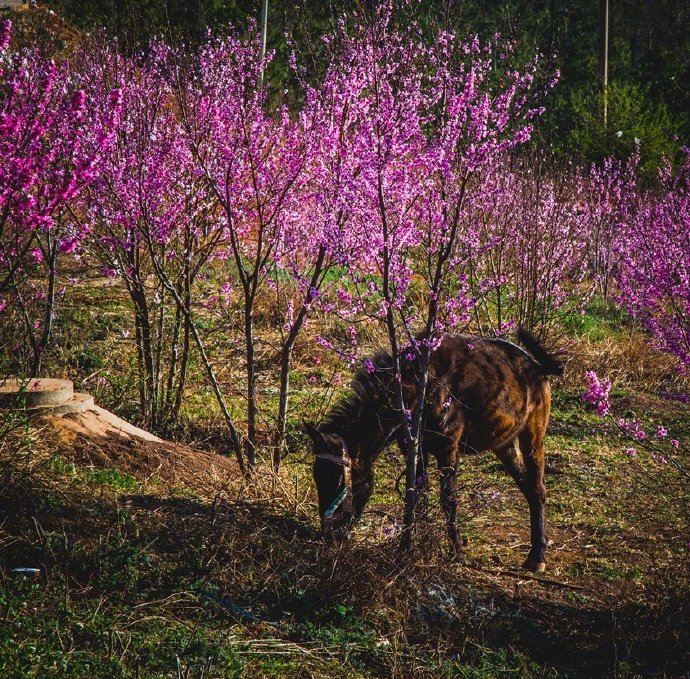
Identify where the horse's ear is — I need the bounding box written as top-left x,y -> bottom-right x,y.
303,420 -> 324,447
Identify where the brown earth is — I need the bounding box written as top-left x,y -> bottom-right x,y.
1,389 -> 689,677
44,406 -> 240,492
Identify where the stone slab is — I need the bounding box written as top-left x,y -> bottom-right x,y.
0,378 -> 74,409
27,392 -> 95,416
48,405 -> 162,442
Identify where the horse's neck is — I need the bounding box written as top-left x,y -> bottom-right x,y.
345,414 -> 398,467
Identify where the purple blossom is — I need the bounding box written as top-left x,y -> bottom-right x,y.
610,151 -> 690,373
582,371 -> 611,416
0,19 -> 11,52
71,89 -> 86,113
59,238 -> 79,254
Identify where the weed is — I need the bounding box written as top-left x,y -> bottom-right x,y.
85,467 -> 139,492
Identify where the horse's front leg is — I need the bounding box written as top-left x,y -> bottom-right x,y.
352,463 -> 374,520
437,448 -> 461,556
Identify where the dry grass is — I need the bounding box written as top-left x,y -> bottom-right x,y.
562,331 -> 690,393
2,382 -> 690,678
3,276 -> 690,676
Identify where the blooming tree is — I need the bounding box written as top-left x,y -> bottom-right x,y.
312,4 -> 556,545
79,43 -> 190,431
173,28 -> 312,469
614,153 -> 690,371
585,156 -> 636,301
0,19 -> 120,374
470,153 -> 593,340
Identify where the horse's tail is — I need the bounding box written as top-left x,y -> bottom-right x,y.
516,327 -> 564,377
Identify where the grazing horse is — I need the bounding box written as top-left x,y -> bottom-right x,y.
304,328 -> 562,573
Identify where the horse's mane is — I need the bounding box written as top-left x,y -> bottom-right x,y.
319,350 -> 396,436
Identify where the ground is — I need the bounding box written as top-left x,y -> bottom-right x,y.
1,282 -> 690,677
1,377 -> 689,678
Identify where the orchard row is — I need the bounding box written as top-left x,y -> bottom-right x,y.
1,8 -> 687,470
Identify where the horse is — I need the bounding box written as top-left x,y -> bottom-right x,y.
304,328 -> 563,573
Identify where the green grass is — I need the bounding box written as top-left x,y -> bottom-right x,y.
0,577 -> 244,679
560,295 -> 631,340
422,648 -> 560,679
85,468 -> 140,492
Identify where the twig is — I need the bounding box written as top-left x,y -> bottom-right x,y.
493,568 -> 588,591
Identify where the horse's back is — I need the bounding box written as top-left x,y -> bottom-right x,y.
426,335 -> 550,453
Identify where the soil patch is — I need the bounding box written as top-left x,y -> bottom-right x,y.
44,408 -> 239,491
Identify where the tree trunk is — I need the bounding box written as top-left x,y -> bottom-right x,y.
32,240 -> 58,376
144,238 -> 246,473
275,246 -> 327,469
244,295 -> 257,468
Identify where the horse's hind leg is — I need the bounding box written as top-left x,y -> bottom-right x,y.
494,439 -> 526,488
517,414 -> 548,573
495,429 -> 547,572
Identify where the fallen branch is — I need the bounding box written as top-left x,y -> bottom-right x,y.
495,568 -> 588,591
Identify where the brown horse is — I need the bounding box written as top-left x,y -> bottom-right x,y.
304,328 -> 562,573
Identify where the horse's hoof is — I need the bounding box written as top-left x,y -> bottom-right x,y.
523,558 -> 546,573
449,549 -> 465,564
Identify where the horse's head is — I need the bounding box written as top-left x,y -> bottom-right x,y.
304,421 -> 354,542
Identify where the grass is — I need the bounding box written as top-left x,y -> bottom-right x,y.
2,277 -> 690,677
560,295 -> 632,341
84,468 -> 140,492
2,378 -> 689,678
0,577 -> 245,678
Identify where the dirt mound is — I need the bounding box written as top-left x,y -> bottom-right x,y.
45,407 -> 239,492
48,405 -> 162,442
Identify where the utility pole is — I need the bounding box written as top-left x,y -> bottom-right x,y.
599,0 -> 609,129
259,0 -> 268,88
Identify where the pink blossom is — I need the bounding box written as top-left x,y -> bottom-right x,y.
59,238 -> 79,254
71,89 -> 86,112
582,371 -> 611,416
0,19 -> 11,52
610,152 -> 690,373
